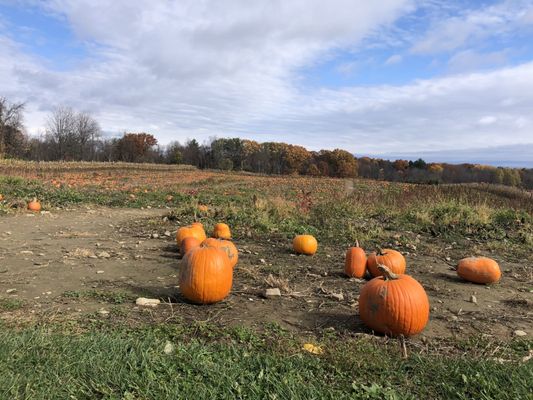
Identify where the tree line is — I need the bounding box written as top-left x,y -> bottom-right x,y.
1,96 -> 532,189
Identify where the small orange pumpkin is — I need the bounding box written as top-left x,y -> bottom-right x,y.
203,238 -> 238,268
293,235 -> 318,255
176,223 -> 206,245
0,194 -> 4,201
180,237 -> 201,256
197,204 -> 209,213
367,249 -> 406,277
359,265 -> 429,337
345,241 -> 367,278
179,246 -> 233,304
213,223 -> 231,239
191,222 -> 207,242
27,198 -> 41,212
457,257 -> 501,284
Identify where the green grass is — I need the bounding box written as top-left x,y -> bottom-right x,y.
62,290 -> 136,304
0,298 -> 24,311
0,323 -> 530,399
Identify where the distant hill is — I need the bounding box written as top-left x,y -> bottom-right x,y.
359,144 -> 533,169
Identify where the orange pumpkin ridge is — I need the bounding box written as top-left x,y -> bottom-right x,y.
179,246 -> 233,304
27,197 -> 42,212
344,240 -> 367,278
202,238 -> 239,268
293,235 -> 318,256
367,248 -> 406,277
457,257 -> 501,284
213,223 -> 232,239
359,265 -> 429,337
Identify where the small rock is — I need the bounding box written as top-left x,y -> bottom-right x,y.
470,295 -> 477,304
20,250 -> 34,255
162,216 -> 169,222
164,231 -> 171,237
6,289 -> 17,294
163,341 -> 174,355
263,288 -> 281,298
259,258 -> 266,264
513,330 -> 527,337
97,251 -> 111,259
96,270 -> 105,274
152,233 -> 159,239
135,297 -> 161,307
450,315 -> 458,321
98,309 -> 110,316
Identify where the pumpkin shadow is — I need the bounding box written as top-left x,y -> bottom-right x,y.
435,272 -> 463,283
159,244 -> 181,260
120,282 -> 184,303
305,310 -> 369,334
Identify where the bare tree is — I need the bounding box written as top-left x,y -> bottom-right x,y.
0,97 -> 26,158
46,106 -> 77,160
76,112 -> 101,160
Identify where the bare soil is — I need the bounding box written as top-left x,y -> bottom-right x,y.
1,208 -> 531,342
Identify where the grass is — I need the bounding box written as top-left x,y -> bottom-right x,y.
1,163 -> 533,398
0,322 -> 530,399
62,290 -> 136,304
0,298 -> 24,311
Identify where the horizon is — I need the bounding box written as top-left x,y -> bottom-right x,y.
1,1 -> 533,163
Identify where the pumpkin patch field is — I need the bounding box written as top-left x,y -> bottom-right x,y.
0,161 -> 531,399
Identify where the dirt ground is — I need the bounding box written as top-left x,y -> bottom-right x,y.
0,207 -> 531,342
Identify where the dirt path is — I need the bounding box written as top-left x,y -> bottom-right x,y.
0,208 -> 531,342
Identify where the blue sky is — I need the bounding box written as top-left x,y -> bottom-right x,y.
1,0 -> 533,166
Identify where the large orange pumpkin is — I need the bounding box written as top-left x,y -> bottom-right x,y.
191,222 -> 207,242
213,223 -> 231,239
203,238 -> 239,268
345,241 -> 367,278
367,249 -> 406,277
179,246 -> 233,304
359,265 -> 429,337
293,235 -> 318,255
27,198 -> 41,212
180,237 -> 201,256
457,257 -> 501,284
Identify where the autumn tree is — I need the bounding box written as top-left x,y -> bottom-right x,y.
115,132 -> 158,162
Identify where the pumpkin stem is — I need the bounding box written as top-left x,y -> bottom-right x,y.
378,264 -> 398,280
355,239 -> 359,248
376,246 -> 384,256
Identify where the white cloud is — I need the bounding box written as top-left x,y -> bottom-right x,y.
0,0 -> 533,157
411,0 -> 533,55
384,54 -> 402,65
478,115 -> 497,125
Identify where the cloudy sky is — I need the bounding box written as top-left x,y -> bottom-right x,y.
1,0 -> 533,165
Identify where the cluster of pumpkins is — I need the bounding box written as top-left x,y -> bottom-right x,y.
178,227 -> 503,338
176,222 -> 238,304
296,236 -> 501,337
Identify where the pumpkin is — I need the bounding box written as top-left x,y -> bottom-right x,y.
293,235 -> 318,255
197,204 -> 209,213
359,265 -> 429,337
213,223 -> 231,239
180,237 -> 200,256
191,222 -> 207,241
367,249 -> 406,277
203,238 -> 238,268
27,198 -> 41,212
179,246 -> 233,304
345,240 -> 367,278
0,194 -> 3,201
457,257 -> 501,284
176,223 -> 206,245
